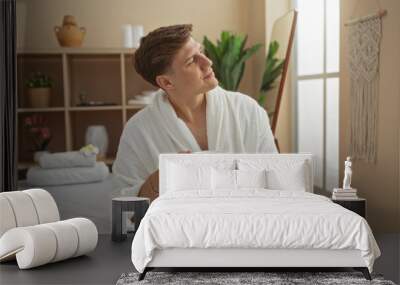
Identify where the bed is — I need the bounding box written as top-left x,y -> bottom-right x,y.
131,153 -> 381,280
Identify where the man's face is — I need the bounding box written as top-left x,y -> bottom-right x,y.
162,37 -> 218,96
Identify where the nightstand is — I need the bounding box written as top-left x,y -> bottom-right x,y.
112,197 -> 150,242
332,198 -> 366,218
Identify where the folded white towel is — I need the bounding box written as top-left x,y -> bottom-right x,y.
27,162 -> 109,186
38,151 -> 97,169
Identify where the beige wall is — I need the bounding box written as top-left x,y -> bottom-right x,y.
245,0 -> 267,97
17,0 -> 294,152
17,0 -> 248,48
265,0 -> 293,153
17,0 -> 253,95
244,0 -> 294,153
340,0 -> 400,233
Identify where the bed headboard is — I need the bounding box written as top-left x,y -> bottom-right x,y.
159,153 -> 314,194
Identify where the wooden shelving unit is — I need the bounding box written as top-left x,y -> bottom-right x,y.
17,48 -> 156,167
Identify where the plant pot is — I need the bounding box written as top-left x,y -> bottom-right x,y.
27,88 -> 51,108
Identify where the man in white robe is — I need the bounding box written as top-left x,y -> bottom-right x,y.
113,24 -> 277,200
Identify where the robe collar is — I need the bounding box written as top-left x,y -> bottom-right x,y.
154,87 -> 224,152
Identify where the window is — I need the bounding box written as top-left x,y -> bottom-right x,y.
293,0 -> 340,191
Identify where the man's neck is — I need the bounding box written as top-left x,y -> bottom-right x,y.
166,92 -> 206,123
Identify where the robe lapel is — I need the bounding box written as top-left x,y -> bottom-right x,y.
206,88 -> 223,151
155,90 -> 201,152
207,87 -> 246,152
154,86 -> 246,153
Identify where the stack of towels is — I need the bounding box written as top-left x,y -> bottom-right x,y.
27,145 -> 110,186
332,188 -> 358,200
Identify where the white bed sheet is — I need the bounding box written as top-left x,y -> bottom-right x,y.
131,190 -> 380,273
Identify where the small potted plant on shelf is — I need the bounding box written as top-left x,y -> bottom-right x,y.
25,72 -> 53,108
24,114 -> 52,162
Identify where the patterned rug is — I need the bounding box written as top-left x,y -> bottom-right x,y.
116,271 -> 396,285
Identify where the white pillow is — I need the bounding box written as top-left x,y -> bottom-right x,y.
211,168 -> 237,190
237,169 -> 267,188
266,163 -> 307,191
211,169 -> 268,190
167,162 -> 212,191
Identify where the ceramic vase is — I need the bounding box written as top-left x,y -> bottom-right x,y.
54,15 -> 86,47
85,125 -> 108,159
121,24 -> 133,48
131,25 -> 144,48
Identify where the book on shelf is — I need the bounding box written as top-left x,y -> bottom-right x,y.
332,195 -> 359,199
332,188 -> 358,200
332,196 -> 359,200
332,192 -> 357,197
333,188 -> 357,193
332,193 -> 359,200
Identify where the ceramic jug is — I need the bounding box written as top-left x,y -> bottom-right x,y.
54,15 -> 86,47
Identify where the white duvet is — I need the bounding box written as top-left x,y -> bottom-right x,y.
131,190 -> 380,273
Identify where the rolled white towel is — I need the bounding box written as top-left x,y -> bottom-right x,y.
0,218 -> 98,269
27,162 -> 109,186
38,151 -> 96,169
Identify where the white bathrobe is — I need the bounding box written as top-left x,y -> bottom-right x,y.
113,86 -> 277,195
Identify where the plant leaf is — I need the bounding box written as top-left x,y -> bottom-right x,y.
231,43 -> 262,90
203,36 -> 221,78
259,41 -> 285,93
202,31 -> 261,91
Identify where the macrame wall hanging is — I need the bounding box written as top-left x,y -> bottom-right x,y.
345,4 -> 386,163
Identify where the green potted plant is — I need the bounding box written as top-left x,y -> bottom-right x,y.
258,41 -> 285,119
203,31 -> 262,91
25,72 -> 53,108
203,33 -> 285,120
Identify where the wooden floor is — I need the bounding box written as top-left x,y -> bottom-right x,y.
0,234 -> 398,285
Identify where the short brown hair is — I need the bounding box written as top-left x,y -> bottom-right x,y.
134,24 -> 193,87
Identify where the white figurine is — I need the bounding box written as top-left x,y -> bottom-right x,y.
343,156 -> 352,189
